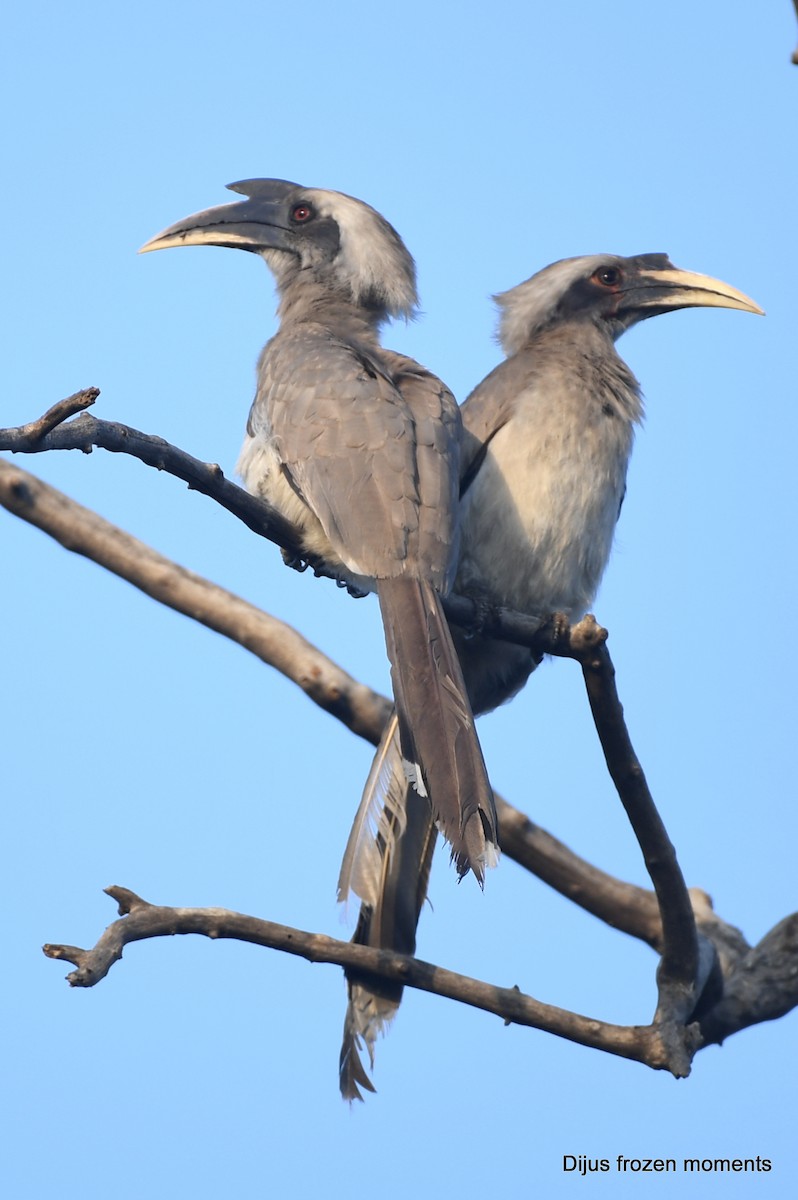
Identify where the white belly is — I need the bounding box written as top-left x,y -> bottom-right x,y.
457,416 -> 629,621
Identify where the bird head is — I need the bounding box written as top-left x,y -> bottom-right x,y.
140,179 -> 418,321
495,253 -> 763,355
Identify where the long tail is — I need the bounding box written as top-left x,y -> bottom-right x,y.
337,621 -> 537,1099
339,772 -> 437,1101
338,580 -> 499,1099
377,575 -> 498,881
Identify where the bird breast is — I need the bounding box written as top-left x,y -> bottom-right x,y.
457,395 -> 634,623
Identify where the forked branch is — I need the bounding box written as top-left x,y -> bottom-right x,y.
43,888 -> 798,1074
4,395 -> 796,1073
42,887 -> 696,1075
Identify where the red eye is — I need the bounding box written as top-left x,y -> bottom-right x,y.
594,266 -> 621,288
291,203 -> 313,222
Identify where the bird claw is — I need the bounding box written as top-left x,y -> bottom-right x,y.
280,548 -> 367,598
458,590 -> 500,639
281,548 -> 309,573
336,577 -> 369,600
546,611 -> 573,646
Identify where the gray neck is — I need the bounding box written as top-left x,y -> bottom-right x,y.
263,250 -> 386,341
532,318 -> 644,426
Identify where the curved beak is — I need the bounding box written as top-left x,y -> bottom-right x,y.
139,179 -> 299,255
625,263 -> 764,317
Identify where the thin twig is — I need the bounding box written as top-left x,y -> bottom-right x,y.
0,388 -> 100,441
0,394 -> 322,572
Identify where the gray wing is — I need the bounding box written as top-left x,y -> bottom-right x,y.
459,355 -> 525,494
252,328 -> 461,589
380,348 -> 463,592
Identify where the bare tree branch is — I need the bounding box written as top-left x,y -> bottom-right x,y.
0,456 -> 772,1014
0,390 -> 316,572
50,887 -> 798,1071
0,393 -> 549,630
3,388 -> 100,440
0,458 -> 390,741
568,629 -> 700,1046
699,913 -> 798,1044
497,798 -> 689,950
496,802 -> 756,1020
6,398 -> 797,1068
43,887 -> 698,1075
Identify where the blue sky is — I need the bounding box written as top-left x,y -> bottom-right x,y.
3,3 -> 796,1197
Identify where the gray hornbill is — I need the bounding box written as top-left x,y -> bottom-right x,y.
140,179 -> 499,882
338,252 -> 763,1099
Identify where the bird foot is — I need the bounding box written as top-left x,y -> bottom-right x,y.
334,577 -> 369,600
280,548 -> 310,573
456,589 -> 502,638
280,547 -> 368,598
540,610 -> 573,649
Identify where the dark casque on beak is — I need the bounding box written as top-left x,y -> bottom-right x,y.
139,178 -> 303,255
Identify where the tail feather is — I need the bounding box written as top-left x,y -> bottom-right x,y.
377,576 -> 498,882
338,576 -> 500,1099
339,782 -> 437,1100
339,993 -> 379,1102
337,712 -> 407,909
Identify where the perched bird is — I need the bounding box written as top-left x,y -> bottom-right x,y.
339,252 -> 763,1099
140,179 -> 498,882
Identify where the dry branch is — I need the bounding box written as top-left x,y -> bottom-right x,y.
40,884 -> 796,1072
42,887 -> 696,1075
0,459 -> 701,941
0,390 -> 318,575
0,459 -> 390,741
698,913 -> 798,1043
2,453 -> 785,1037
4,394 -> 797,1073
572,631 -> 700,1036
0,392 -> 551,636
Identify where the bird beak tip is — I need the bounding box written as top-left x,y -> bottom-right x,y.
137,228 -> 212,254
726,295 -> 765,317
643,268 -> 764,319
138,230 -> 182,254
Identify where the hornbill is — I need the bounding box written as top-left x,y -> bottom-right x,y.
338,252 -> 763,1099
140,180 -> 498,882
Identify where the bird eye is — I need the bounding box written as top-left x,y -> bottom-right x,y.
594,266 -> 621,288
291,203 -> 314,223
